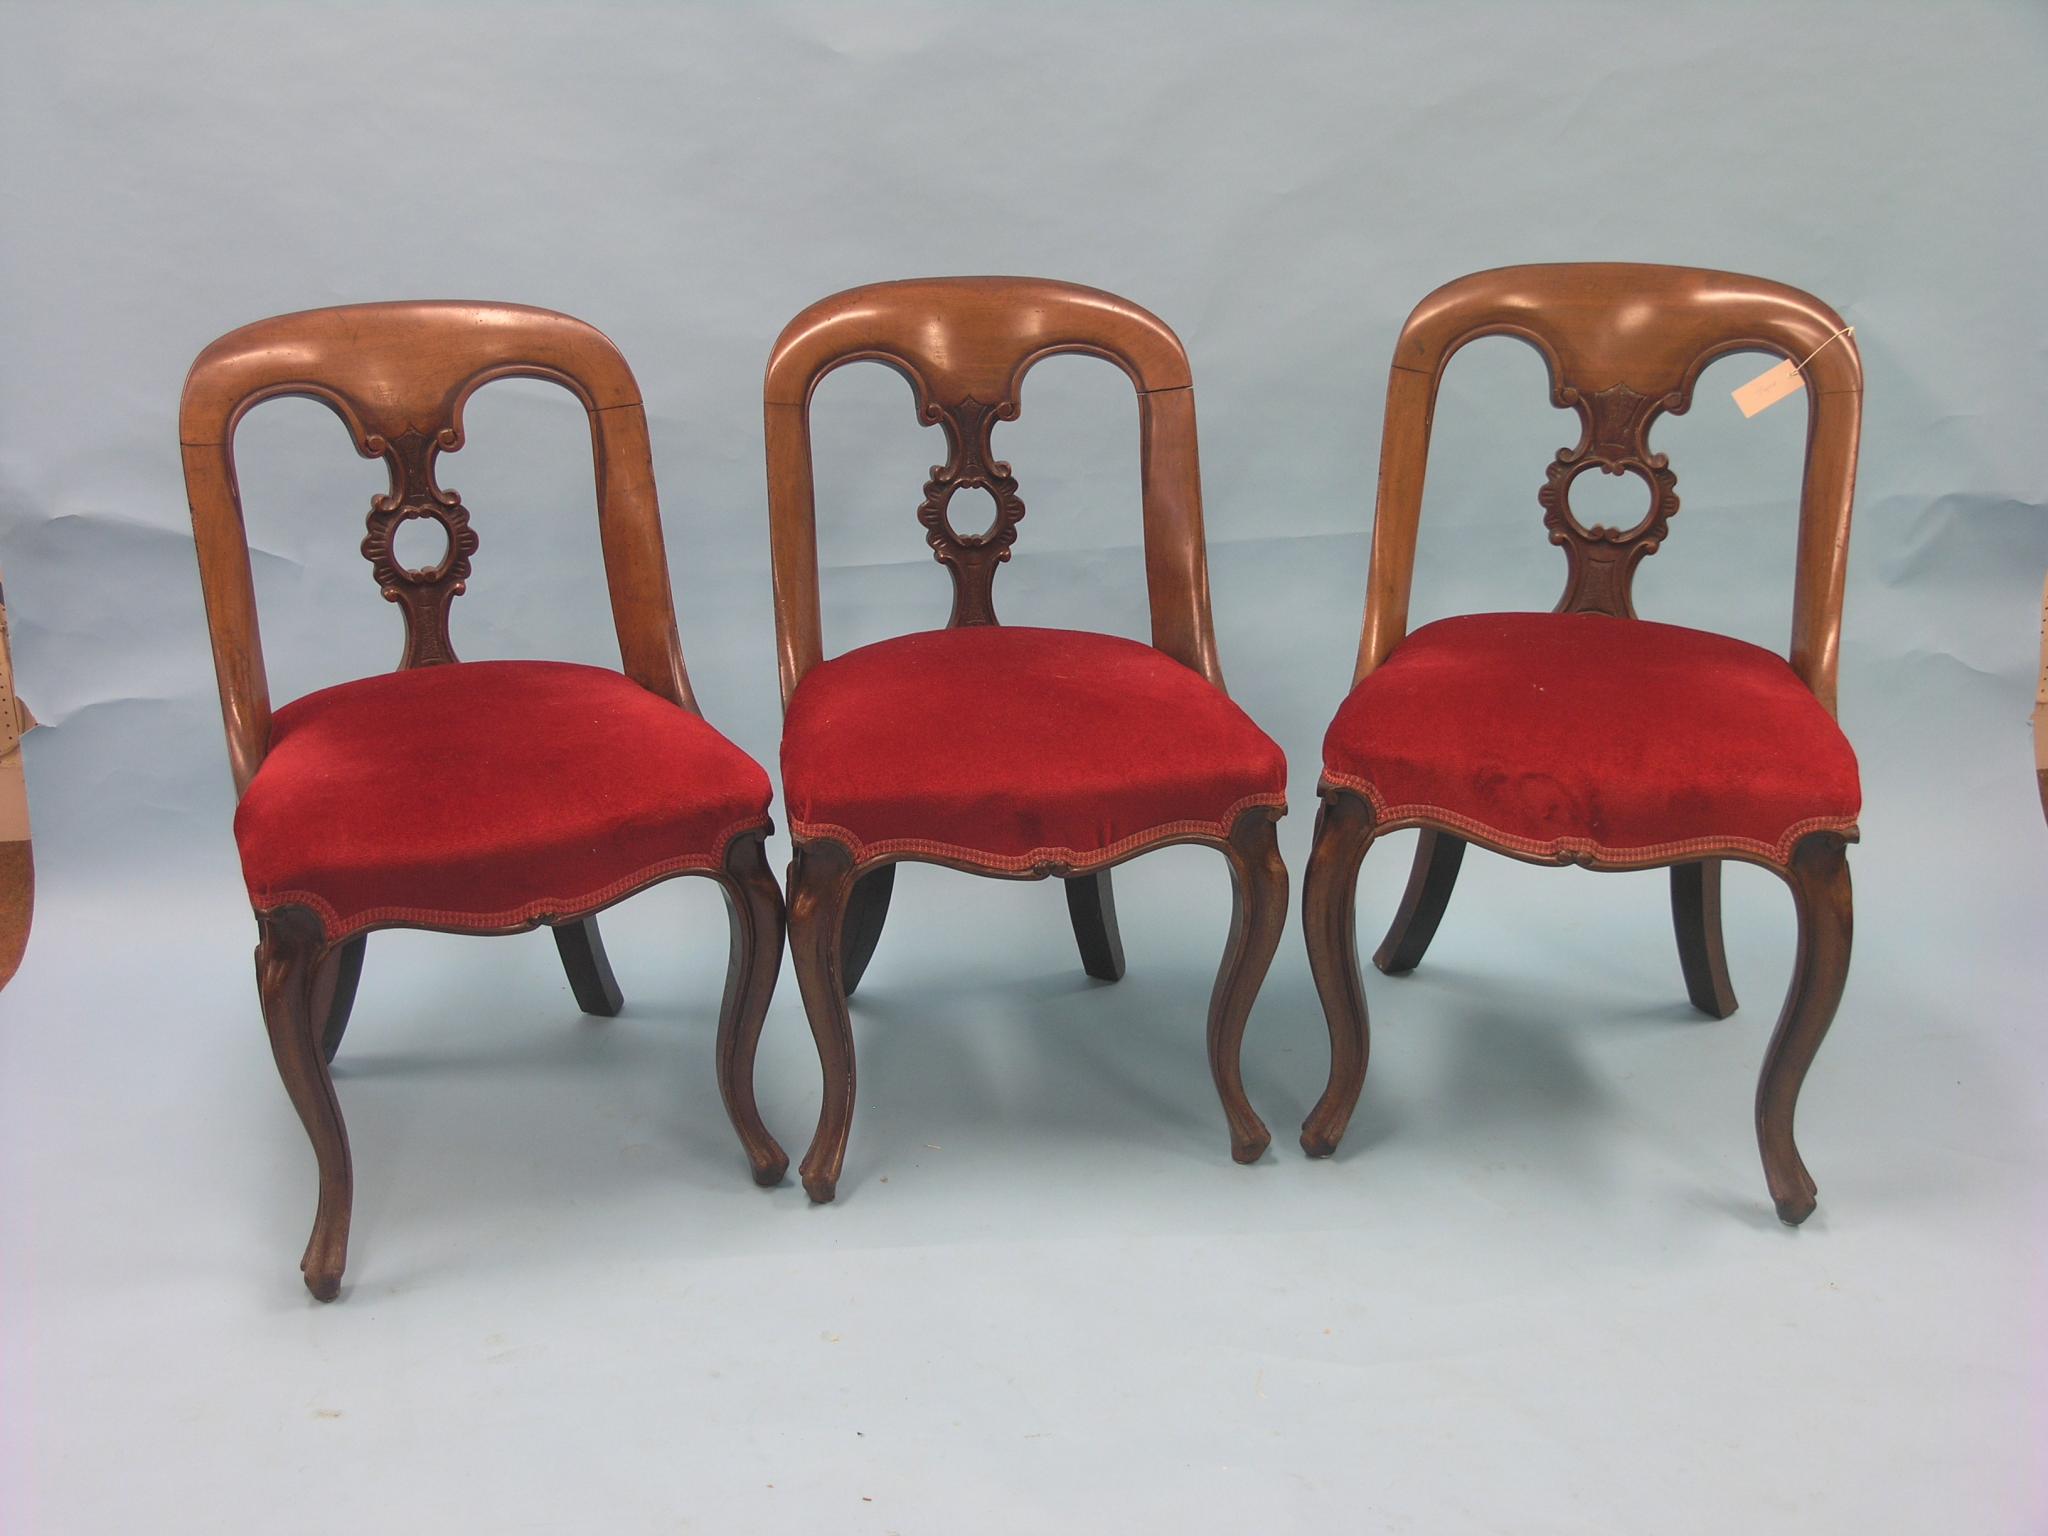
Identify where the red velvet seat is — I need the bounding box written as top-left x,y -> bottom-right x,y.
236,659 -> 774,941
1322,612 -> 1860,867
782,626 -> 1287,869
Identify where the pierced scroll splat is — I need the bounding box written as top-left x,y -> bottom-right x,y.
1538,381 -> 1683,619
358,426 -> 480,667
916,395 -> 1027,628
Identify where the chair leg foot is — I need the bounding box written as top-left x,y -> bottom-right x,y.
1773,1186 -> 1818,1227
713,832 -> 790,1187
1756,833 -> 1852,1225
801,1171 -> 839,1204
790,840 -> 860,1204
1372,828 -> 1463,976
1208,807 -> 1285,1165
1300,788 -> 1376,1157
1671,860 -> 1739,1019
256,907 -> 352,1301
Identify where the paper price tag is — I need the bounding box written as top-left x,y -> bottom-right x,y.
1733,323 -> 1854,419
1732,359 -> 1805,418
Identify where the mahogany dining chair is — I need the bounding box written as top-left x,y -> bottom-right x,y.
1298,263 -> 1863,1224
181,302 -> 787,1298
764,277 -> 1290,1202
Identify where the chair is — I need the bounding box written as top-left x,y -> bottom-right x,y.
181,302 -> 787,1299
764,277 -> 1290,1202
1299,264 -> 1863,1224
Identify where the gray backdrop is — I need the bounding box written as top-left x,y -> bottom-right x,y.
2,3 -> 2044,1532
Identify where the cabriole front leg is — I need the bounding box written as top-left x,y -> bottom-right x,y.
1756,832 -> 1853,1224
255,906 -> 352,1301
713,831 -> 790,1187
788,838 -> 860,1203
1299,787 -> 1376,1157
1207,806 -> 1286,1164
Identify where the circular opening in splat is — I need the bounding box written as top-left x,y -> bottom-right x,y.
1562,463 -> 1658,539
391,512 -> 453,576
942,484 -> 1003,541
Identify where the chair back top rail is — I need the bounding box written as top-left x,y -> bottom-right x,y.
180,301 -> 692,796
763,276 -> 1222,705
1358,262 -> 1862,712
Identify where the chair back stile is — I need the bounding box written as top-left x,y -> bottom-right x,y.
178,300 -> 695,798
762,276 -> 1224,706
1355,263 -> 1863,713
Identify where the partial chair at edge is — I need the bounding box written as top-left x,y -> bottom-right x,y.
1298,263 -> 1863,1224
181,302 -> 787,1299
764,277 -> 1291,1202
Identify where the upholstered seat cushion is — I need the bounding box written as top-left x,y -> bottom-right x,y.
236,660 -> 774,939
781,626 -> 1287,869
1322,613 -> 1860,867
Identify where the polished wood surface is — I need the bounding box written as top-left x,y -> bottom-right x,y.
764,276 -> 1221,701
766,278 -> 1282,1199
789,805 -> 1286,1203
1305,264 -> 1863,1222
1355,263 -> 1861,712
1755,831 -> 1853,1224
182,302 -> 785,1297
1299,789 -> 1376,1158
182,300 -> 694,795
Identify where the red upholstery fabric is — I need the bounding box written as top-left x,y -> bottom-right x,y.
781,626 -> 1287,869
236,660 -> 773,939
1322,613 -> 1859,867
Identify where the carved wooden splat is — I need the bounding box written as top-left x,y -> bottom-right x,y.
358,426 -> 481,668
1537,381 -> 1683,619
916,394 -> 1027,628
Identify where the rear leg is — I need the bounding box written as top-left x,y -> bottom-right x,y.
314,935 -> 368,1063
1373,829 -> 1463,975
1064,870 -> 1126,982
1671,860 -> 1739,1019
553,915 -> 624,1017
840,864 -> 895,998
